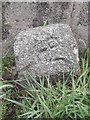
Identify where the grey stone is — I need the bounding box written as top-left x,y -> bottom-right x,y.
0,2 -> 2,42
71,2 -> 88,48
2,2 -> 36,55
14,23 -> 79,78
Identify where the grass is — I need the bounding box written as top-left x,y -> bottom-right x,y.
3,47 -> 90,119
0,54 -> 2,119
0,54 -> 14,120
0,46 -> 89,119
0,81 -> 13,120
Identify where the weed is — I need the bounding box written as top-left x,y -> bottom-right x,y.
5,55 -> 90,119
2,46 -> 90,119
0,81 -> 13,120
43,19 -> 48,26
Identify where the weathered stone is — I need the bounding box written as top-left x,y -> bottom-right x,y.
0,2 -> 2,42
2,2 -> 36,55
14,23 -> 79,78
71,2 -> 88,49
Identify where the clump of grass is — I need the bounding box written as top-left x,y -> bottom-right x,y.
5,57 -> 90,119
4,47 -> 90,119
79,46 -> 90,67
0,82 -> 13,120
0,53 -> 14,119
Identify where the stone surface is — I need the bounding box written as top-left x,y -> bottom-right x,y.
1,2 -> 88,56
0,2 -> 2,42
0,2 -> 2,79
14,23 -> 79,77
